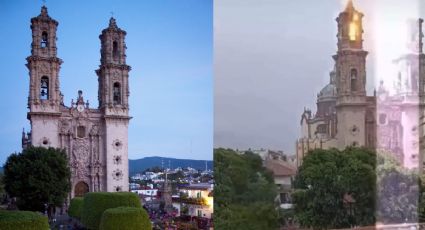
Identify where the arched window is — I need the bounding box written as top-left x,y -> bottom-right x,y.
40,76 -> 49,100
113,82 -> 121,105
112,41 -> 118,61
41,32 -> 48,48
350,69 -> 358,92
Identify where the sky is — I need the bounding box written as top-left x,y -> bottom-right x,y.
214,0 -> 425,154
0,0 -> 213,164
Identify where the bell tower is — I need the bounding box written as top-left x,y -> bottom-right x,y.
96,17 -> 131,192
27,6 -> 62,112
26,6 -> 63,148
334,0 -> 368,148
96,17 -> 131,113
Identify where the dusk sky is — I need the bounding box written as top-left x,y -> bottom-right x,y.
214,0 -> 425,154
0,0 -> 212,164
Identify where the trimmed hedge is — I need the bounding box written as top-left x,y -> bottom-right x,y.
99,206 -> 152,230
80,192 -> 141,230
68,197 -> 84,219
0,210 -> 49,230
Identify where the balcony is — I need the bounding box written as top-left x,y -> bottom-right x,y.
174,197 -> 208,206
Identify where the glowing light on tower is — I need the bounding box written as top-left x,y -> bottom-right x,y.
349,13 -> 359,41
349,23 -> 357,41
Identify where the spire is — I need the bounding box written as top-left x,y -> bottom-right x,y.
40,5 -> 48,17
41,6 -> 48,15
32,4 -> 57,25
345,0 -> 355,12
109,17 -> 118,29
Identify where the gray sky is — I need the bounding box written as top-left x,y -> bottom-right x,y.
214,0 -> 425,154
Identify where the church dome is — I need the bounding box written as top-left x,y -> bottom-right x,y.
317,83 -> 337,102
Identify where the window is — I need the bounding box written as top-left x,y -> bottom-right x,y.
197,210 -> 202,217
280,193 -> 290,203
113,82 -> 121,105
112,41 -> 118,61
77,126 -> 86,138
40,76 -> 49,100
350,69 -> 358,92
412,73 -> 419,92
379,114 -> 387,125
316,124 -> 327,134
41,32 -> 48,48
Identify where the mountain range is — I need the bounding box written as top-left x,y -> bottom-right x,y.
0,156 -> 213,176
129,156 -> 213,175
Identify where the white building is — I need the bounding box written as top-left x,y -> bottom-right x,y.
296,1 -> 425,170
264,154 -> 296,209
22,6 -> 130,197
173,183 -> 214,219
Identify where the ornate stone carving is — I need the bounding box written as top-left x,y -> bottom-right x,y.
40,62 -> 49,74
92,142 -> 99,161
112,169 -> 123,181
71,139 -> 90,179
91,160 -> 103,175
113,155 -> 122,165
59,120 -> 70,134
112,139 -> 123,151
26,8 -> 131,194
350,125 -> 359,136
90,125 -> 100,136
111,70 -> 121,82
73,139 -> 89,161
39,137 -> 50,146
113,186 -> 122,192
71,160 -> 88,180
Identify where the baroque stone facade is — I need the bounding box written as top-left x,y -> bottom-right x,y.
296,1 -> 425,170
21,6 -> 130,197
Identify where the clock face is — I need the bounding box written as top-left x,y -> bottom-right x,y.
77,104 -> 85,112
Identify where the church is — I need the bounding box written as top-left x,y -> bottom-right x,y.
21,6 -> 130,197
296,1 -> 425,170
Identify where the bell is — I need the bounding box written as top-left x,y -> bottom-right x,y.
41,90 -> 46,96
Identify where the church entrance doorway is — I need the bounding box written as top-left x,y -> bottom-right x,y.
74,181 -> 89,197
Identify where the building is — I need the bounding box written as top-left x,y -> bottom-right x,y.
173,183 -> 214,219
264,154 -> 296,209
296,1 -> 425,170
21,6 -> 131,197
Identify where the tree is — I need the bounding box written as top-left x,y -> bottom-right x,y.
293,147 -> 376,229
376,150 -> 422,224
214,148 -> 279,230
3,146 -> 71,212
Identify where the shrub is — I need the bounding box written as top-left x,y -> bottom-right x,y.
0,210 -> 49,230
99,206 -> 152,230
80,192 -> 141,230
68,197 -> 84,219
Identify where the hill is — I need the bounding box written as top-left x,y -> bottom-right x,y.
129,156 -> 213,175
1,158 -> 212,175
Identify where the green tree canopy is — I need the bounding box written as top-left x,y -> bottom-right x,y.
3,146 -> 71,212
214,148 -> 279,230
293,147 -> 376,229
375,150 -> 422,224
